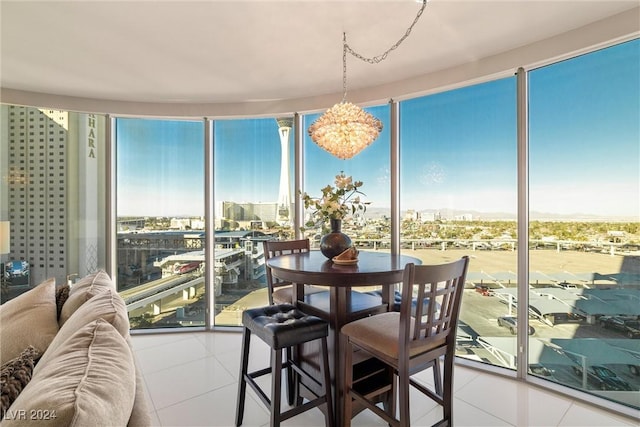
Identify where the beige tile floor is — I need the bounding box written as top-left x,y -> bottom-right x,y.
131,331 -> 638,427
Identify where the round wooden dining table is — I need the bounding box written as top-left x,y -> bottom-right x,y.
266,250 -> 421,424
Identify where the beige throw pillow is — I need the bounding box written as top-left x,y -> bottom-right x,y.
4,319 -> 136,427
0,278 -> 58,365
59,270 -> 115,326
38,289 -> 130,369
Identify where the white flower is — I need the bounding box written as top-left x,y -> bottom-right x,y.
335,174 -> 352,189
301,171 -> 369,228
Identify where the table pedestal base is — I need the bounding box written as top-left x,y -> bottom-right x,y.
296,288 -> 393,424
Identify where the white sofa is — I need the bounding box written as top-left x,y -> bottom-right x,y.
0,271 -> 151,426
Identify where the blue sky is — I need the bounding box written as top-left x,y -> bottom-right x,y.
117,39 -> 639,219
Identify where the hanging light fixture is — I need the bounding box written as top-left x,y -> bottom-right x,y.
308,0 -> 428,160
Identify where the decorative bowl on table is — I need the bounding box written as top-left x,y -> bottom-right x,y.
332,247 -> 359,265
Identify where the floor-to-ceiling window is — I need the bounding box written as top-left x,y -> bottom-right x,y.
213,117 -> 295,326
0,106 -> 106,302
115,117 -> 205,329
528,39 -> 640,409
303,104 -> 392,253
399,77 -> 519,367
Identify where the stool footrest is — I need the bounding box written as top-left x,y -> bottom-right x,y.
244,359 -> 326,413
246,366 -> 273,380
244,374 -> 271,409
290,361 -> 321,389
278,396 -> 329,422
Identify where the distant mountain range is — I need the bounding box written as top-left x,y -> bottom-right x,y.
364,207 -> 637,222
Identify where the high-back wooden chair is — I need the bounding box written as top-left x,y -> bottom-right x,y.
341,256 -> 470,427
263,239 -> 326,305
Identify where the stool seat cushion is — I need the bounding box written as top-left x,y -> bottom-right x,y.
242,304 -> 328,350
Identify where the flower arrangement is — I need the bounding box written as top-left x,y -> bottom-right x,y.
301,172 -> 368,228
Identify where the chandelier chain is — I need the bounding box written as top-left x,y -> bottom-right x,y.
312,1 -> 427,159
342,34 -> 348,101
342,0 -> 427,101
344,0 -> 427,65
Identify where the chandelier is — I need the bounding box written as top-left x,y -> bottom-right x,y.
308,0 -> 428,160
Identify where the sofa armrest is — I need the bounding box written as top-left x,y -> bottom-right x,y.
127,338 -> 153,427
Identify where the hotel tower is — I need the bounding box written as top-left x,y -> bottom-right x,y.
0,106 -> 105,287
275,117 -> 293,226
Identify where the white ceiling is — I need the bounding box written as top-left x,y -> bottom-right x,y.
1,0 -> 639,116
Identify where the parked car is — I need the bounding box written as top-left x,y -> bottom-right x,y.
557,282 -> 578,290
497,316 -> 535,335
475,285 -> 494,296
572,365 -> 633,391
599,316 -> 640,338
529,364 -> 556,379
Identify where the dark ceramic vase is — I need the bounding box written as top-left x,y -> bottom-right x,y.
320,218 -> 352,259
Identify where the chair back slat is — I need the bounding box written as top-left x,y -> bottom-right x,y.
400,256 -> 469,352
263,239 -> 310,305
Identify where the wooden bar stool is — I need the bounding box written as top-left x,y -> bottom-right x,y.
235,304 -> 334,427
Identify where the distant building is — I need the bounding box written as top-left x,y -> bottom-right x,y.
1,106 -> 102,286
404,210 -> 418,221
216,201 -> 277,229
276,118 -> 293,226
607,230 -> 625,242
118,218 -> 146,231
170,218 -> 204,230
420,211 -> 441,222
191,218 -> 205,229
171,218 -> 189,229
454,213 -> 473,221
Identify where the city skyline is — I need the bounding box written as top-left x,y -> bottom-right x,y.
116,40 -> 639,220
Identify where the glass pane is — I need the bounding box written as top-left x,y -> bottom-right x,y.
115,117 -> 205,329
1,105 -> 106,302
213,117 -> 293,326
303,104 -> 391,256
529,39 -> 640,409
399,78 -> 518,366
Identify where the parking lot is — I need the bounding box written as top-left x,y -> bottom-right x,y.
456,288 -> 640,396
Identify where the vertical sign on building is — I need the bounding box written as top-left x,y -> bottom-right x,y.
79,114 -> 99,274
